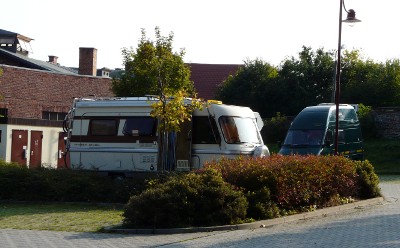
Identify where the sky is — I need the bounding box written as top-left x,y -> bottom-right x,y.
1,0 -> 399,69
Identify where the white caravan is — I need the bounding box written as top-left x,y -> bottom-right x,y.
63,97 -> 269,174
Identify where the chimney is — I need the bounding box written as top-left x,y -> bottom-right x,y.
78,47 -> 97,76
48,55 -> 58,64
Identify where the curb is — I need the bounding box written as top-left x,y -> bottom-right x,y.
104,196 -> 384,235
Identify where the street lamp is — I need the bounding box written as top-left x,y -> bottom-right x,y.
334,0 -> 361,155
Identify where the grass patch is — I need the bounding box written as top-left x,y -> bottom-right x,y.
363,139 -> 400,175
0,202 -> 123,232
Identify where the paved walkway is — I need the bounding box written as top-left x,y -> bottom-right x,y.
0,176 -> 399,248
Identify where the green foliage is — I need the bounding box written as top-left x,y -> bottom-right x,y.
363,139 -> 400,174
341,52 -> 400,107
278,46 -> 335,115
218,46 -> 400,118
0,165 -> 145,203
111,27 -> 195,97
357,103 -> 378,139
216,59 -> 279,118
150,90 -> 203,133
354,160 -> 381,199
123,169 -> 248,228
245,186 -> 280,220
261,112 -> 291,143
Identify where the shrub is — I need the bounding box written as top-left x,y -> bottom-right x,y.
0,165 -> 145,203
261,112 -> 291,143
354,160 -> 381,199
206,155 -> 380,216
245,186 -> 280,220
271,156 -> 359,210
357,103 -> 378,139
123,169 -> 248,228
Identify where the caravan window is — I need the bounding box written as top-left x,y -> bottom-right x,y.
192,116 -> 220,144
89,119 -> 118,136
219,116 -> 261,144
123,117 -> 157,136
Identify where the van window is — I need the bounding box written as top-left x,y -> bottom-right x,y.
123,117 -> 157,136
219,116 -> 261,144
192,116 -> 220,144
283,129 -> 324,146
89,119 -> 118,136
329,109 -> 358,122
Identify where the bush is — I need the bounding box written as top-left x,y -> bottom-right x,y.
0,164 -> 146,203
261,112 -> 291,143
123,169 -> 248,228
354,160 -> 381,199
206,155 -> 380,216
357,103 -> 378,139
1,155 -> 381,228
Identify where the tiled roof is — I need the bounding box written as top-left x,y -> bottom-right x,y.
188,63 -> 242,100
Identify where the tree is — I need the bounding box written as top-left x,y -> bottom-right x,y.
217,47 -> 336,118
216,59 -> 279,118
111,27 -> 195,97
341,50 -> 400,106
278,46 -> 336,115
112,27 -> 201,171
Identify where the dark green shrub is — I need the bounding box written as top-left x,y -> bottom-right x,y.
0,164 -> 146,203
123,169 -> 248,228
354,160 -> 381,199
0,160 -> 21,167
357,103 -> 378,139
261,112 -> 291,143
245,186 -> 280,220
204,156 -> 280,219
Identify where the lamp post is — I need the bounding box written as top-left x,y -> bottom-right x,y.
334,0 -> 360,155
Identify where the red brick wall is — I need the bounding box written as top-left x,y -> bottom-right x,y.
79,48 -> 97,76
0,65 -> 113,118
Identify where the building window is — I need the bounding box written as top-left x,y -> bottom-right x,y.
0,108 -> 8,117
42,111 -> 67,121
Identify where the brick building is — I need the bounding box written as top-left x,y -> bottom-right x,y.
0,29 -> 113,168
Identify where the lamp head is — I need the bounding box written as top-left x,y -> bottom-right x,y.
343,9 -> 361,25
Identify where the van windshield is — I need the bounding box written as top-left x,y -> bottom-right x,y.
283,129 -> 324,146
219,116 -> 261,144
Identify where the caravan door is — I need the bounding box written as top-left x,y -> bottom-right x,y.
191,116 -> 221,169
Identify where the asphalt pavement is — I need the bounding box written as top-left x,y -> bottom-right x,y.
0,176 -> 399,248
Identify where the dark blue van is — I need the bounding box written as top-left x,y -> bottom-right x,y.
279,104 -> 364,160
